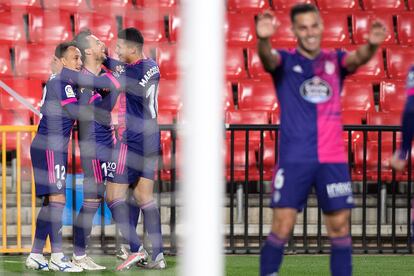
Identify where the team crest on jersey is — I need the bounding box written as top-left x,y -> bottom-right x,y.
324,61 -> 335,75
56,180 -> 63,190
300,76 -> 332,104
65,85 -> 76,98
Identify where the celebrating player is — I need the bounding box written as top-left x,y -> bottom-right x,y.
25,42 -> 86,273
256,4 -> 386,276
58,28 -> 165,271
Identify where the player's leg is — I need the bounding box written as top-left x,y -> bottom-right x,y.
261,208 -> 297,276
260,164 -> 316,276
132,177 -> 165,268
316,163 -> 353,276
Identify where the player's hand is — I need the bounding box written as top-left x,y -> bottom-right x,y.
365,20 -> 387,46
256,11 -> 277,40
390,150 -> 407,171
51,56 -> 63,74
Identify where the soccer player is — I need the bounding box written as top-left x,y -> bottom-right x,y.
69,29 -> 114,271
58,28 -> 165,271
390,66 -> 414,241
25,42 -> 86,272
256,5 -> 386,276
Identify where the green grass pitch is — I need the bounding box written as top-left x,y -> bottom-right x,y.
1,255 -> 414,275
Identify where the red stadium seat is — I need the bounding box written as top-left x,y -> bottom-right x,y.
42,0 -> 91,12
14,44 -> 55,80
259,139 -> 277,180
225,110 -> 270,143
157,43 -> 178,79
271,12 -> 297,48
0,110 -> 31,151
168,12 -> 181,43
0,10 -> 26,44
226,12 -> 257,47
396,12 -> 414,46
225,82 -> 235,111
366,111 -> 401,142
0,45 -> 12,77
124,9 -> 167,43
343,46 -> 385,80
74,13 -> 118,43
361,0 -> 406,11
386,46 -> 414,79
0,0 -> 41,10
352,12 -> 395,45
246,48 -> 274,80
226,47 -> 248,80
317,0 -> 360,11
158,79 -> 182,113
88,0 -> 135,14
28,10 -> 72,43
379,80 -> 406,113
238,80 -> 278,111
225,140 -> 260,181
227,0 -> 270,13
0,78 -> 43,110
409,0 -> 414,10
160,138 -> 180,181
320,13 -> 351,47
271,0 -> 315,10
135,0 -> 178,9
341,81 -> 375,112
341,110 -> 365,147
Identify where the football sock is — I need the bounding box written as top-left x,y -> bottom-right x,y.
330,235 -> 352,276
260,232 -> 287,276
73,200 -> 100,256
141,201 -> 163,260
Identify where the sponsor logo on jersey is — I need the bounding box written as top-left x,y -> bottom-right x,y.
300,76 -> 332,104
65,85 -> 76,98
326,181 -> 352,198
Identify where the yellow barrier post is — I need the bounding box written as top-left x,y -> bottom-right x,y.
2,132 -> 6,250
16,132 -> 21,250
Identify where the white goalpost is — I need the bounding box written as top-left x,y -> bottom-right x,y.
180,0 -> 225,276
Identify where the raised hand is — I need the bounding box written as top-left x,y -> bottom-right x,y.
256,11 -> 277,40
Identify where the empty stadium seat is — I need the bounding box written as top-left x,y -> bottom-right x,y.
317,0 -> 360,11
42,0 -> 90,12
0,45 -> 12,77
28,10 -> 72,43
271,12 -> 297,48
343,46 -> 386,80
157,43 -> 178,79
0,10 -> 26,44
238,80 -> 278,111
225,82 -> 235,110
226,12 -> 257,47
246,48 -> 273,80
0,0 -> 41,10
158,79 -> 182,112
341,110 -> 365,146
14,44 -> 56,80
226,47 -> 248,80
386,46 -> 414,79
366,111 -> 401,142
396,12 -> 414,46
0,78 -> 43,109
341,81 -> 375,112
161,138 -> 180,181
320,13 -> 351,47
271,0 -> 315,10
124,9 -> 167,43
88,0 -> 135,14
135,0 -> 178,9
379,80 -> 406,113
225,140 -> 260,181
225,110 -> 270,143
168,12 -> 180,43
74,13 -> 118,43
352,12 -> 395,45
227,0 -> 270,13
361,0 -> 406,11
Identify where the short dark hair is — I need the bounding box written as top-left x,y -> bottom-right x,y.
290,3 -> 319,23
118,27 -> 144,46
73,29 -> 92,62
55,41 -> 78,58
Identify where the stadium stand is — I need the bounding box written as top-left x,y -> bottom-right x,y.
0,10 -> 27,45
341,81 -> 375,113
320,12 -> 351,47
247,47 -> 274,80
74,13 -> 118,43
28,10 -> 73,43
396,12 -> 414,46
226,46 -> 248,80
386,46 -> 414,79
361,0 -> 406,11
124,9 -> 168,43
343,46 -> 386,81
135,0 -> 178,9
0,78 -> 42,109
157,43 -> 179,79
316,0 -> 360,11
271,0 -> 316,10
379,80 -> 406,113
270,12 -> 297,47
0,0 -> 42,10
225,140 -> 260,181
41,0 -> 91,12
168,11 -> 181,43
227,0 -> 270,13
367,111 -> 402,142
88,0 -> 135,14
158,79 -> 182,113
238,80 -> 278,111
225,109 -> 270,144
352,12 -> 396,45
226,12 -> 257,47
0,45 -> 12,77
14,43 -> 55,79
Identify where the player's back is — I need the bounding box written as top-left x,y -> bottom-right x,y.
273,49 -> 348,163
36,75 -> 79,150
117,58 -> 160,155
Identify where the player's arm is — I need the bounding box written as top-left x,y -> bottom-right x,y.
256,11 -> 281,73
60,67 -> 122,93
58,82 -> 94,121
103,57 -> 126,72
343,21 -> 387,73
